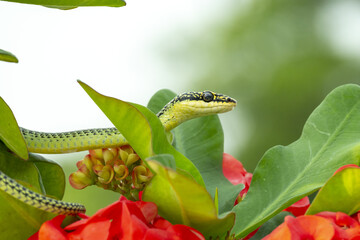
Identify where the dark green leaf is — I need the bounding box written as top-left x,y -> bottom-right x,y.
0,49 -> 18,63
250,212 -> 293,240
1,0 -> 125,9
0,97 -> 28,160
0,142 -> 65,239
232,84 -> 360,238
148,89 -> 242,213
143,160 -> 235,239
32,154 -> 65,200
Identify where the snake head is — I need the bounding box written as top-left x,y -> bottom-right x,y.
157,91 -> 237,131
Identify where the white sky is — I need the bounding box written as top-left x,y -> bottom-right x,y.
0,0 -> 233,129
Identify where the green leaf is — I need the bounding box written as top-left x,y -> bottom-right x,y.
0,142 -> 66,239
250,212 -> 293,240
1,0 -> 125,9
143,160 -> 235,239
32,154 -> 66,200
148,89 -> 242,213
306,166 -> 360,215
232,84 -> 360,238
0,97 -> 28,160
78,81 -> 204,186
0,49 -> 18,63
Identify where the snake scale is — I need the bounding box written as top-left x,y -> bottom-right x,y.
0,91 -> 236,215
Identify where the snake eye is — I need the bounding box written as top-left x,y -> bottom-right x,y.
203,91 -> 214,102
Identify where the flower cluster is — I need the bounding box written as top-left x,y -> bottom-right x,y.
69,146 -> 152,200
264,211 -> 360,240
29,196 -> 205,240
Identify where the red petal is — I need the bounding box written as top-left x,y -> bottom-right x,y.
222,153 -> 248,185
283,197 -> 310,217
286,215 -> 335,239
168,225 -> 205,240
136,201 -> 158,224
143,229 -> 177,240
153,217 -> 172,230
263,221 -> 292,240
28,232 -> 39,240
38,215 -> 68,240
316,211 -> 360,239
64,218 -> 88,231
119,207 -> 148,240
67,217 -> 111,240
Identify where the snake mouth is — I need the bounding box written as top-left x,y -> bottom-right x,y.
183,101 -> 236,114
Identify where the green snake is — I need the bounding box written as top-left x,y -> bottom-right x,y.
0,91 -> 236,215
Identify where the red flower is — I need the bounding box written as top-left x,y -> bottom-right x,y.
264,212 -> 360,240
283,196 -> 310,217
316,211 -> 360,239
263,215 -> 335,240
222,153 -> 252,202
29,197 -> 205,240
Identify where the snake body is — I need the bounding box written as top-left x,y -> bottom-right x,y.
1,91 -> 236,215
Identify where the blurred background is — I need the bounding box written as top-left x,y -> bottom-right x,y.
1,0 -> 360,214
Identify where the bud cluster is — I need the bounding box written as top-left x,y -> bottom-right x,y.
69,145 -> 152,200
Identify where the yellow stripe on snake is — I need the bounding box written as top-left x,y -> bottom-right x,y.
0,91 -> 236,215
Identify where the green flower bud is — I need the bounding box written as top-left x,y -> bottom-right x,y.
132,165 -> 152,188
69,171 -> 94,190
93,164 -> 114,184
126,153 -> 140,166
114,160 -> 128,180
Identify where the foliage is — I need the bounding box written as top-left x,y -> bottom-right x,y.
0,49 -> 18,63
0,142 -> 66,239
232,84 -> 360,238
306,165 -> 360,216
143,160 -> 234,239
0,97 -> 28,159
0,0 -> 125,10
0,82 -> 360,239
147,90 -> 242,213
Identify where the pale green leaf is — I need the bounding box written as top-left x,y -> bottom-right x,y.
143,160 -> 235,239
306,166 -> 360,215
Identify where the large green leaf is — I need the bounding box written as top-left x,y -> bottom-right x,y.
306,166 -> 360,215
143,159 -> 235,239
78,81 -> 204,186
232,84 -> 360,238
0,97 -> 28,160
1,0 -> 125,10
147,89 -> 242,213
0,142 -> 66,239
0,49 -> 18,63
